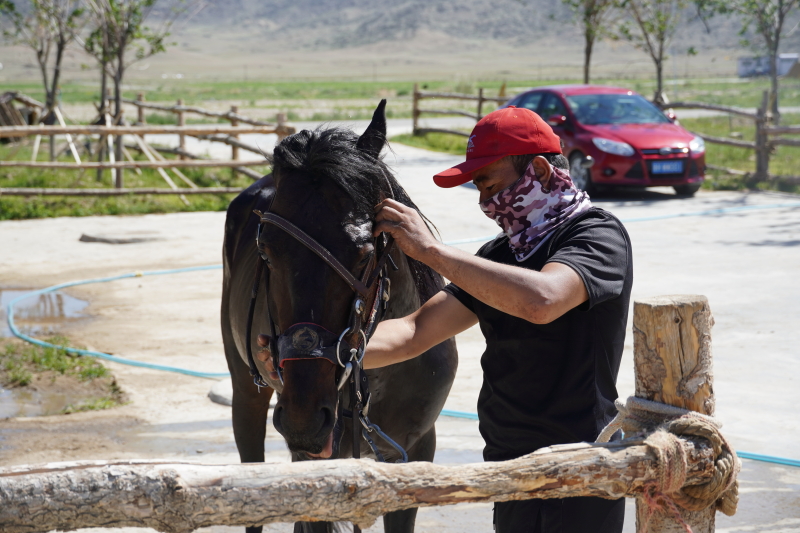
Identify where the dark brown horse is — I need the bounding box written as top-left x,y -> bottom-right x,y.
220,101 -> 458,533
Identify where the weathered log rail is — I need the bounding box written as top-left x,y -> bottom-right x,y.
0,439 -> 715,533
0,295 -> 737,533
412,84 -> 509,136
0,187 -> 244,196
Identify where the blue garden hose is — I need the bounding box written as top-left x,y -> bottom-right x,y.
6,198 -> 800,467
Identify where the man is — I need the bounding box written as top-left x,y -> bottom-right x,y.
367,106 -> 632,532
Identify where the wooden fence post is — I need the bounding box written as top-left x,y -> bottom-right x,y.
114,110 -> 124,189
477,87 -> 484,121
412,83 -> 420,135
276,113 -> 288,142
137,93 -> 145,125
230,105 -> 239,179
177,99 -> 185,160
633,295 -> 715,533
754,91 -> 770,184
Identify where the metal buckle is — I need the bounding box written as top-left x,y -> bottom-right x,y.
336,327 -> 367,367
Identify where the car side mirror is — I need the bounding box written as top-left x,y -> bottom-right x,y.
546,114 -> 567,127
665,109 -> 677,122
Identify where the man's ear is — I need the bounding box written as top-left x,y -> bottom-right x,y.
531,156 -> 553,189
357,99 -> 387,159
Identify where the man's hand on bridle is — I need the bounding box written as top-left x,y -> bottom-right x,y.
374,198 -> 439,261
257,333 -> 280,381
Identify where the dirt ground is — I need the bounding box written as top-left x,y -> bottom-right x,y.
1,141 -> 799,531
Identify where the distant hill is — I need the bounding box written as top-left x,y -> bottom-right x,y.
180,0 -> 754,51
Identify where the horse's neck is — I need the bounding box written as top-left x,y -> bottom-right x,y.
384,252 -> 424,319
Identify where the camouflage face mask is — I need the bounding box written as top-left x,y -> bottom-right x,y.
479,160 -> 592,262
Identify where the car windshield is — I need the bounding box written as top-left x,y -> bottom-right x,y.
565,93 -> 670,125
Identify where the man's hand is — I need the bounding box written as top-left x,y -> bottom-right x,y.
374,198 -> 439,261
256,334 -> 280,381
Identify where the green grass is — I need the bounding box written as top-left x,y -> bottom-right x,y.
2,336 -> 108,386
0,143 -> 267,220
6,77 -> 800,109
390,132 -> 469,155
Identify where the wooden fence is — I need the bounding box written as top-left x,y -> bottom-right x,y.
0,295 -> 737,533
0,93 -> 296,197
665,90 -> 800,184
412,83 -> 508,136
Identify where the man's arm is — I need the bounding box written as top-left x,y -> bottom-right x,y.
374,200 -> 588,325
363,290 -> 478,369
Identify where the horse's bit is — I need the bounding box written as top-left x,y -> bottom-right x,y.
244,208 -> 409,472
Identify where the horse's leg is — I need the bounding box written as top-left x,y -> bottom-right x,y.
225,326 -> 272,533
382,426 -> 437,533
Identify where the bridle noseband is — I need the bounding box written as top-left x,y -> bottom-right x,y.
244,207 -> 408,472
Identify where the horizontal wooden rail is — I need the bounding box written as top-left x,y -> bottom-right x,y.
765,125 -> 800,135
417,108 -> 481,120
0,187 -> 244,196
121,98 -> 278,128
0,439 -> 714,533
667,101 -> 758,120
417,91 -> 508,103
416,127 -> 470,137
124,142 -> 265,180
0,160 -> 267,169
770,137 -> 800,147
190,133 -> 268,156
0,125 -> 283,138
692,132 -> 757,149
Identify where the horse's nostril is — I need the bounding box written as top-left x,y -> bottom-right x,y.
320,405 -> 334,429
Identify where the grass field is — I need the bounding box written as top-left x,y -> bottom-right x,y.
0,143 -> 265,220
5,76 -> 800,110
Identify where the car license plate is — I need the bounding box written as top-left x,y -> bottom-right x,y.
651,160 -> 684,174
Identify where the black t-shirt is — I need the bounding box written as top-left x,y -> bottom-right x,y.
443,207 -> 633,461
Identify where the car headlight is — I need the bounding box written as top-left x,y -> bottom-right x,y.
689,135 -> 705,154
592,137 -> 635,157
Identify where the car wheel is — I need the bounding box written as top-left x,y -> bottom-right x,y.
674,183 -> 701,197
569,152 -> 595,194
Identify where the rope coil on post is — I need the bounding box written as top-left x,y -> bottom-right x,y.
597,396 -> 740,531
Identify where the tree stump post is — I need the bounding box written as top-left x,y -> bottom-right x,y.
754,90 -> 770,184
477,87 -> 484,120
633,295 -> 716,532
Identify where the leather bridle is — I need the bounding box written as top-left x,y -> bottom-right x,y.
244,207 -> 408,480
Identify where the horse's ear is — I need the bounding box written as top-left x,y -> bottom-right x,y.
357,99 -> 387,159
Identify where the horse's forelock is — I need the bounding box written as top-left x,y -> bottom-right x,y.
271,127 -> 442,301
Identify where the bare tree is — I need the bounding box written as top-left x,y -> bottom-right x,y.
615,0 -> 689,104
563,0 -> 617,83
708,0 -> 800,124
0,0 -> 84,158
82,0 -> 180,187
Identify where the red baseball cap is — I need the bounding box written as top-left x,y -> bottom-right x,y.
433,106 -> 563,188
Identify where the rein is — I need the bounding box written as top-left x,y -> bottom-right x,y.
244,207 -> 409,483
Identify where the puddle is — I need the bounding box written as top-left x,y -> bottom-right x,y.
0,385 -> 81,417
0,288 -> 89,338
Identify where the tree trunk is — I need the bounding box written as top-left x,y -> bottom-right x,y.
0,440 -> 715,533
584,29 -> 594,84
769,44 -> 781,125
654,58 -> 665,104
633,295 -> 716,532
97,67 -> 108,182
114,65 -> 124,189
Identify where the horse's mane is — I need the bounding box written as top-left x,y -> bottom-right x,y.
271,127 -> 443,303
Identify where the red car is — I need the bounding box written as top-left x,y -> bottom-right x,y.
501,85 -> 705,196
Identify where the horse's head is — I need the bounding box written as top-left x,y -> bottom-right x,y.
261,101 -> 392,459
